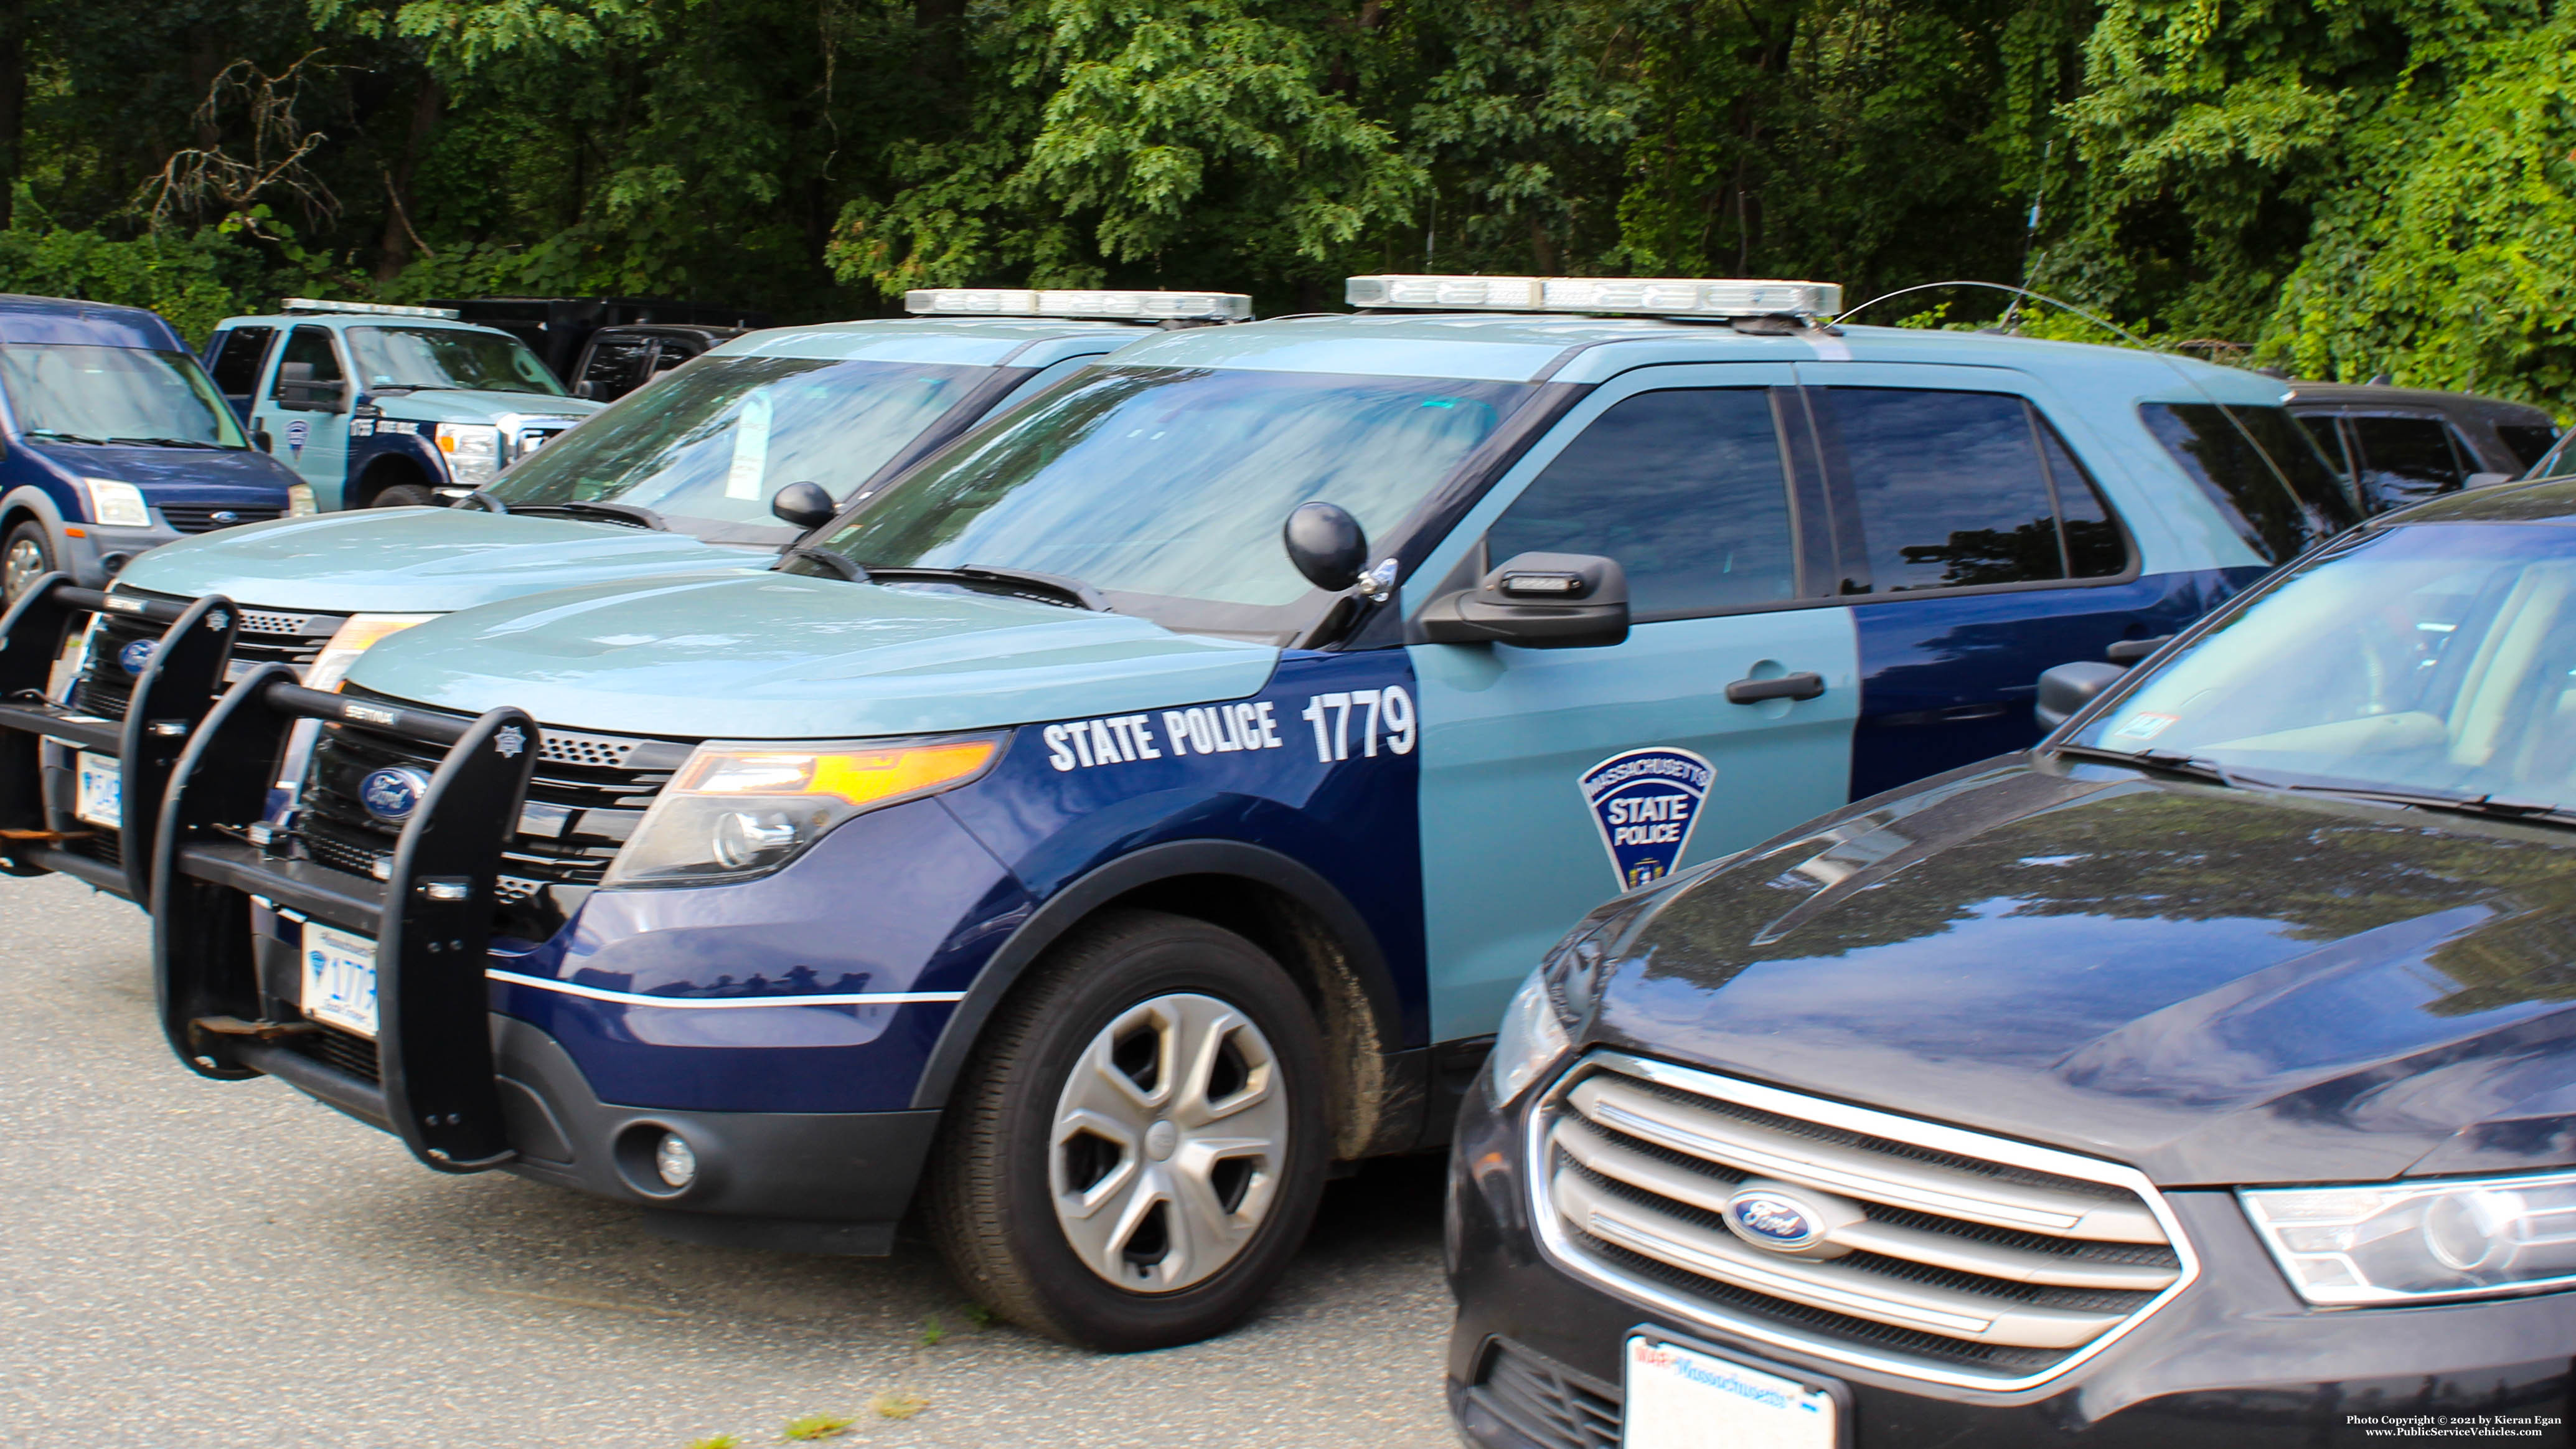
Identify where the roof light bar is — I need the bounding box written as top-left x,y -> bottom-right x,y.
1345,275 -> 1842,319
904,289 -> 1254,323
281,298 -> 466,321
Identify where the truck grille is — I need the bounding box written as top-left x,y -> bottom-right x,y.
294,697 -> 690,938
160,504 -> 284,534
69,595 -> 341,722
1530,1054 -> 2190,1389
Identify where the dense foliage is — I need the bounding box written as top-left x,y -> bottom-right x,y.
0,0 -> 2564,405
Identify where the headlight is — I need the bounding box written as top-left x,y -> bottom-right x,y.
603,736 -> 1000,887
1487,910 -> 1629,1105
79,477 -> 151,527
302,613 -> 437,690
2242,1168 -> 2576,1305
286,483 -> 317,517
434,423 -> 502,484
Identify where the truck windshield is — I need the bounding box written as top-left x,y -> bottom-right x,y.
346,326 -> 566,396
802,365 -> 1537,641
489,354 -> 981,525
0,344 -> 249,448
2067,521 -> 2576,819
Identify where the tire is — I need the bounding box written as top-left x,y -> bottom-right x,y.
369,483 -> 438,509
926,909 -> 1329,1351
2,521 -> 55,602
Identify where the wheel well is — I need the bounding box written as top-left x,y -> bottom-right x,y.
1,505 -> 40,540
351,456 -> 428,507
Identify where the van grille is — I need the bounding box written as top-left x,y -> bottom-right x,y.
1530,1055 -> 2189,1389
161,504 -> 284,534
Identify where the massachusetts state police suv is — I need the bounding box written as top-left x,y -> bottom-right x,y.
149,275 -> 2356,1351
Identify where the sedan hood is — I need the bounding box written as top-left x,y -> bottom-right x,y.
1595,763 -> 2576,1186
114,508 -> 768,613
344,571 -> 1281,738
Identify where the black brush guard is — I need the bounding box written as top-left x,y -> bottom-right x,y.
0,572 -> 240,902
152,665 -> 538,1173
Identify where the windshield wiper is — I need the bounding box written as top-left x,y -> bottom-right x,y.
26,429 -> 109,445
107,435 -> 226,450
501,500 -> 667,531
2271,784 -> 2576,828
779,546 -> 863,581
2051,744 -> 2273,788
858,564 -> 1109,611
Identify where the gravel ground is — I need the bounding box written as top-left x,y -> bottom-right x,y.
0,872 -> 1460,1448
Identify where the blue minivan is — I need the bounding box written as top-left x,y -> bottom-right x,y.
0,294 -> 304,601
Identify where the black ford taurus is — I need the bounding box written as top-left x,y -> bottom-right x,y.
1447,478 -> 2576,1447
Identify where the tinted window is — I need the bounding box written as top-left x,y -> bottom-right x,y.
1487,388 -> 1795,617
207,326 -> 275,397
2037,422 -> 2128,578
2138,403 -> 2360,563
1818,389 -> 2064,592
2296,413 -> 2350,477
271,326 -> 342,398
578,336 -> 658,400
2495,423 -> 2559,471
2349,415 -> 2463,511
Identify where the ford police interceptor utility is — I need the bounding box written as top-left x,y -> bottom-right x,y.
0,291 -> 1246,905
146,275 -> 2359,1351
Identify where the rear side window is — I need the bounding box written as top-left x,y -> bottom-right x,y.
2348,415 -> 2463,511
1813,388 -> 2125,593
207,326 -> 275,397
2138,402 -> 2360,563
579,336 -> 657,399
1487,387 -> 1797,618
2496,422 -> 2560,471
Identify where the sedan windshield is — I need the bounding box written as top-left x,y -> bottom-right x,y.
346,326 -> 566,396
489,355 -> 984,526
2069,522 -> 2576,816
0,344 -> 248,447
804,366 -> 1538,641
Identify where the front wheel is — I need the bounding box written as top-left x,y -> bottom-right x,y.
369,483 -> 438,508
926,909 -> 1328,1351
2,521 -> 55,602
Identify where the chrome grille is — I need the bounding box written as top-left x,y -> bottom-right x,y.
1530,1054 -> 2192,1389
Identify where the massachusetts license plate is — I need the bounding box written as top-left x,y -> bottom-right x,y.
73,752 -> 121,829
1622,1336 -> 1836,1449
301,922 -> 380,1039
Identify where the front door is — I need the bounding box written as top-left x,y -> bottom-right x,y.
1409,366 -> 1861,1039
257,325 -> 352,506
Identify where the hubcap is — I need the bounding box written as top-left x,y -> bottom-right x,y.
2,537 -> 45,602
1049,991 -> 1289,1293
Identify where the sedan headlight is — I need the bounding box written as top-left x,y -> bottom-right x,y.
79,477 -> 151,527
2242,1169 -> 2576,1305
303,613 -> 438,691
1487,908 -> 1634,1106
604,736 -> 1000,887
434,423 -> 502,484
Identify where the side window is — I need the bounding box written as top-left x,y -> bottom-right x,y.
2137,402 -> 2359,563
2496,422 -> 2560,471
1812,388 -> 2064,593
2348,415 -> 2463,510
2296,413 -> 2352,481
207,326 -> 276,397
271,326 -> 344,405
578,336 -> 656,399
2035,420 -> 2129,578
1485,387 -> 1797,619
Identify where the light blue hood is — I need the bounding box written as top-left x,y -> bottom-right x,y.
114,508 -> 766,613
343,572 -> 1284,739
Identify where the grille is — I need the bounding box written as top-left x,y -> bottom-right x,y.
160,504 -> 284,534
66,594 -> 341,722
1463,1340 -> 1617,1449
288,1024 -> 381,1085
1530,1054 -> 2190,1390
507,423 -> 575,463
63,829 -> 120,869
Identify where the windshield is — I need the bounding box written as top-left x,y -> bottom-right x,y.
0,344 -> 248,448
346,326 -> 566,396
489,355 -> 985,526
805,365 -> 1537,640
2067,522 -> 2576,815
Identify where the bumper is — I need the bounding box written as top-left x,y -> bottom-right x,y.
62,522 -> 184,587
1445,1074 -> 2575,1448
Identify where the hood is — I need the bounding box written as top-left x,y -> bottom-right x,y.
113,508 -> 765,613
25,441 -> 300,503
362,388 -> 598,423
1594,763 -> 2576,1187
344,571 -> 1282,739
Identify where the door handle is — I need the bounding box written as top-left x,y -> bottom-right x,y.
1725,671 -> 1825,705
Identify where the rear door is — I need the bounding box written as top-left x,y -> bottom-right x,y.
2348,412 -> 2467,511
1409,365 -> 1859,1038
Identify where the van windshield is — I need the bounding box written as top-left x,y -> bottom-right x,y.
0,344 -> 249,448
489,354 -> 983,526
801,365 -> 1538,641
346,326 -> 566,397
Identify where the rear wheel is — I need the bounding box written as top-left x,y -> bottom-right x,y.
2,521 -> 54,602
369,483 -> 438,508
926,909 -> 1328,1351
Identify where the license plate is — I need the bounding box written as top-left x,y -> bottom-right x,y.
1622,1336 -> 1836,1449
301,923 -> 380,1039
73,752 -> 121,829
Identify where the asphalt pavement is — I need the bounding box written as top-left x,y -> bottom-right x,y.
0,872 -> 1460,1448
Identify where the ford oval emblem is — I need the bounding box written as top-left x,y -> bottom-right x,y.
210,510 -> 239,526
116,638 -> 156,676
1724,1188 -> 1823,1252
359,766 -> 433,823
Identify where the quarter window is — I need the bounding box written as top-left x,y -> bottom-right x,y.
1487,387 -> 1797,618
2496,423 -> 2559,471
1815,389 -> 2089,593
2138,402 -> 2359,562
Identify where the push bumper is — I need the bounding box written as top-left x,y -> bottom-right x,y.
1444,1075 -> 2574,1448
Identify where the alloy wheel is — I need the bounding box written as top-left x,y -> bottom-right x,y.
2,536 -> 48,602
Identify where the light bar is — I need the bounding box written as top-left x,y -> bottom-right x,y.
1345,275 -> 1841,318
282,298 -> 465,321
904,289 -> 1254,323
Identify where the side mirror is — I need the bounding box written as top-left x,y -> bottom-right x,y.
573,380 -> 599,400
2035,661 -> 2127,732
252,428 -> 273,454
1282,501 -> 1368,592
770,481 -> 835,531
2465,471 -> 2514,489
1418,551 -> 1629,649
